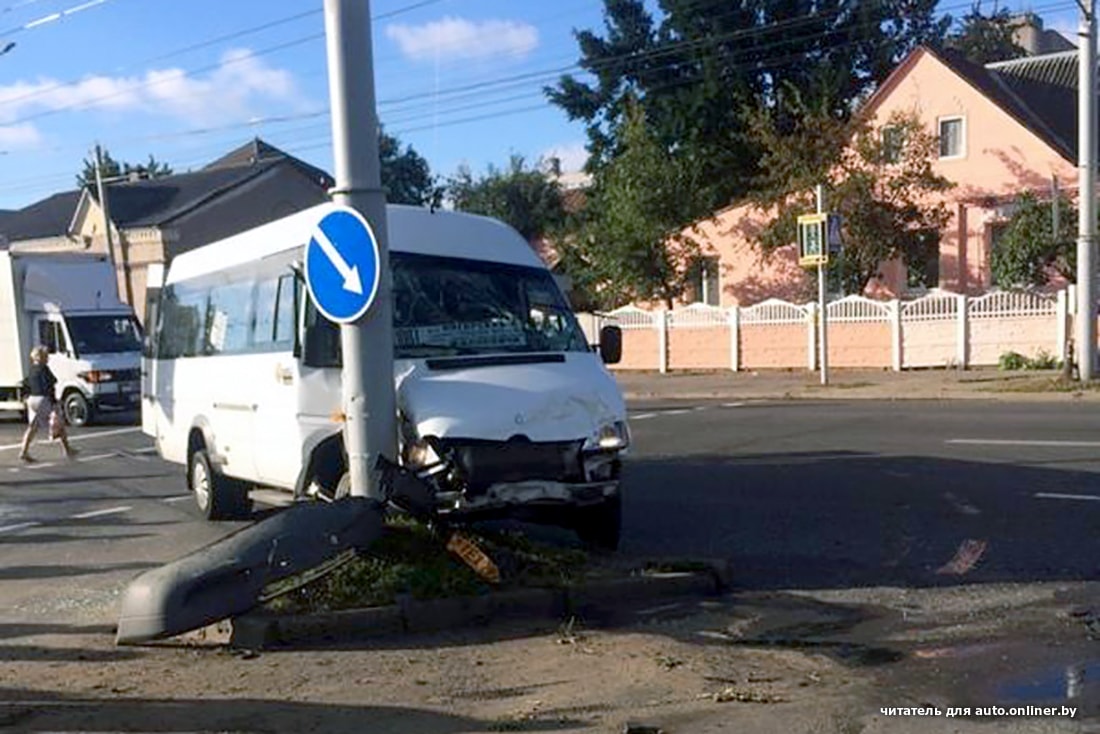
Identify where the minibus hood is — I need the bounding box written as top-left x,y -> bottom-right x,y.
396,355 -> 625,442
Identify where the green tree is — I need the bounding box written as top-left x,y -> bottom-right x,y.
754,110 -> 954,294
562,101 -> 701,309
446,155 -> 566,241
990,191 -> 1076,288
379,130 -> 440,206
942,3 -> 1025,64
77,150 -> 172,187
548,0 -> 947,215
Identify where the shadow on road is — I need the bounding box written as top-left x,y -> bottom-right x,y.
0,690 -> 580,732
0,561 -> 158,582
621,450 -> 1100,590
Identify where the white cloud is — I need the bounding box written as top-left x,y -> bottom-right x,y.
0,48 -> 298,127
541,142 -> 588,173
0,123 -> 41,150
386,16 -> 538,62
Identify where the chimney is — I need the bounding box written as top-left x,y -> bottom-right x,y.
1012,12 -> 1043,56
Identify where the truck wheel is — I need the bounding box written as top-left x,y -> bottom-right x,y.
189,449 -> 250,521
63,391 -> 93,427
573,493 -> 622,551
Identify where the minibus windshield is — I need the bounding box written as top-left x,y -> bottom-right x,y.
391,253 -> 589,358
303,253 -> 591,365
67,314 -> 142,356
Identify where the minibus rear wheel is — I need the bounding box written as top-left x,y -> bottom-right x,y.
189,449 -> 250,521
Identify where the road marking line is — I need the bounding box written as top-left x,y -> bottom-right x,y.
1035,492 -> 1100,502
0,426 -> 140,452
162,496 -> 191,504
722,402 -> 746,408
630,413 -> 656,420
947,439 -> 1100,448
70,506 -> 131,520
943,492 -> 981,516
665,409 -> 691,416
74,453 -> 116,463
0,521 -> 40,534
693,406 -> 708,411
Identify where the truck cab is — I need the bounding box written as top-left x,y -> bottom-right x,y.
33,308 -> 142,426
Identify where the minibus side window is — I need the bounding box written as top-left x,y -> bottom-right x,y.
205,278 -> 253,355
273,274 -> 297,347
157,284 -> 208,359
301,299 -> 341,368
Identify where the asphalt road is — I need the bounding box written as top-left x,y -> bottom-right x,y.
4,399 -> 1100,630
623,399 -> 1100,591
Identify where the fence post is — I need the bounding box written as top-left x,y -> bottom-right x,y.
891,299 -> 902,372
657,309 -> 669,374
728,306 -> 740,372
956,293 -> 968,369
1057,289 -> 1069,361
806,302 -> 818,371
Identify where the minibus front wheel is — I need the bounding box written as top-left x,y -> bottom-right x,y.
189,448 -> 250,521
572,493 -> 622,551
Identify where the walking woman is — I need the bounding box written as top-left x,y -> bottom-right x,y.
20,345 -> 76,462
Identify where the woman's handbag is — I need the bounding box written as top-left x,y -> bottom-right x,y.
48,406 -> 65,440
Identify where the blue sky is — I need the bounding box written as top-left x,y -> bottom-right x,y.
0,0 -> 1081,210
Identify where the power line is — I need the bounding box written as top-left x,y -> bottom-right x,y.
0,0 -> 114,39
0,0 -> 1077,196
0,0 -> 445,115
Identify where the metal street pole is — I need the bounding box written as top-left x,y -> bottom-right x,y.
93,144 -> 122,303
817,184 -> 828,386
323,0 -> 396,499
1077,2 -> 1097,381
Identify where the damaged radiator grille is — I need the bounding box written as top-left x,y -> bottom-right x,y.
438,437 -> 585,494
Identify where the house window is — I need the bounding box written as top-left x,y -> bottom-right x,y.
988,221 -> 1011,287
938,116 -> 965,159
689,257 -> 721,306
882,126 -> 905,164
906,229 -> 940,289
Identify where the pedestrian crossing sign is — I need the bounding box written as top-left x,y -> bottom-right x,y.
798,213 -> 828,267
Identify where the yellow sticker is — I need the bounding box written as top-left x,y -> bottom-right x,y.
446,532 -> 501,584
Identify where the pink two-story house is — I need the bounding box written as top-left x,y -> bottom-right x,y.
681,43 -> 1083,307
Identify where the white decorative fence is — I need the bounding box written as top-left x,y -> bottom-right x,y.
580,288 -> 1070,372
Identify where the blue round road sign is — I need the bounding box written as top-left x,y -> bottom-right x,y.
304,205 -> 381,324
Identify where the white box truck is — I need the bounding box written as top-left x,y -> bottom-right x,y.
0,251 -> 143,426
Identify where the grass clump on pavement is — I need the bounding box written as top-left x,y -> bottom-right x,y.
264,516 -> 590,614
980,376 -> 1100,393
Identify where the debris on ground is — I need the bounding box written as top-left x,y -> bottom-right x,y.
711,686 -> 784,703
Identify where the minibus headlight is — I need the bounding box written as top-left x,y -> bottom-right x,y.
78,370 -> 114,383
592,420 -> 630,451
402,437 -> 440,469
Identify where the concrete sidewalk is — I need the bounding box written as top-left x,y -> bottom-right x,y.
613,368 -> 1100,402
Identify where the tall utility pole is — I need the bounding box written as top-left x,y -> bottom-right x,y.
323,0 -> 396,499
1077,0 -> 1097,381
816,184 -> 829,386
93,144 -> 123,303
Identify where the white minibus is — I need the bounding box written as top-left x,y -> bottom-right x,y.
143,203 -> 628,548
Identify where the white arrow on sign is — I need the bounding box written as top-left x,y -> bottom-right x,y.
312,224 -> 363,295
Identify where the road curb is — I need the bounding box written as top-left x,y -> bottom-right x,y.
229,563 -> 727,650
620,390 -> 1089,401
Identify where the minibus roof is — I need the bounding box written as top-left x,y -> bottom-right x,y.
165,203 -> 545,285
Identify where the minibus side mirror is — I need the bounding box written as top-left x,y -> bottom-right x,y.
598,325 -> 622,365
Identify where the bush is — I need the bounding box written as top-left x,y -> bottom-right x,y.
1030,349 -> 1060,370
998,349 -> 1061,371
999,351 -> 1029,370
